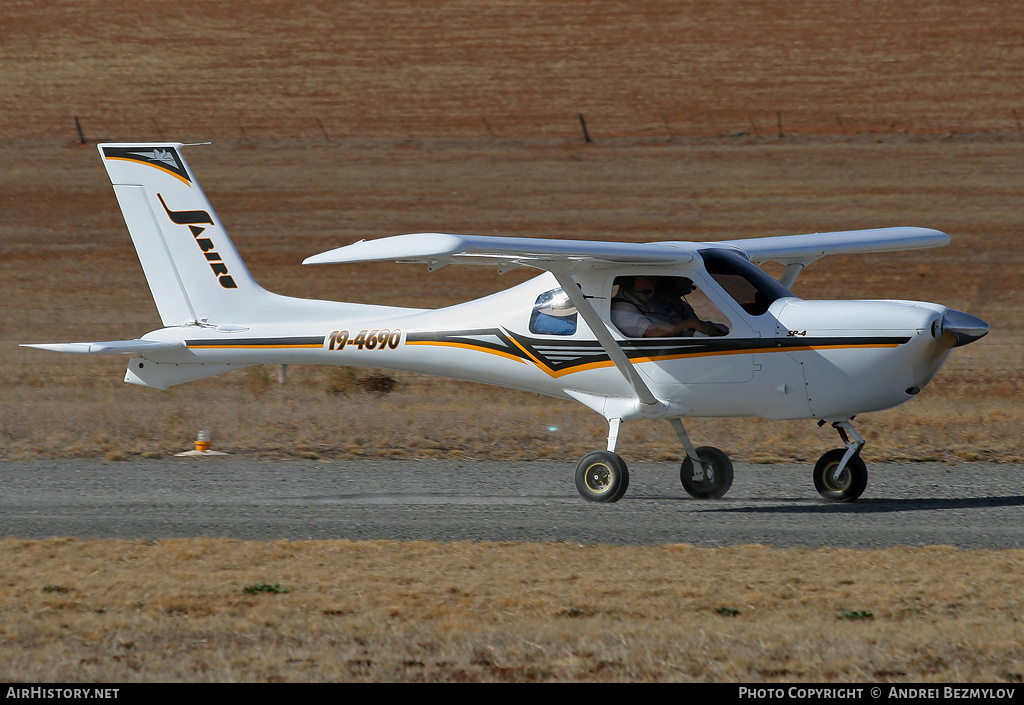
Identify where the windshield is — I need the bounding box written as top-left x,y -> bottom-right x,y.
699,248 -> 795,316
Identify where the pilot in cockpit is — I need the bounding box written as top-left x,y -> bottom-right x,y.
611,275 -> 729,338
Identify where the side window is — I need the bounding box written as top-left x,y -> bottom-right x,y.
610,275 -> 732,338
699,248 -> 793,316
529,288 -> 578,336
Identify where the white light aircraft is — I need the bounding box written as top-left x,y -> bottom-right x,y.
25,143 -> 989,503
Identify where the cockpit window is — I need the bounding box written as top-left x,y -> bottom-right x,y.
699,248 -> 794,316
529,288 -> 578,335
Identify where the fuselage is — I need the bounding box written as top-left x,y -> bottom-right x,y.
131,265 -> 965,423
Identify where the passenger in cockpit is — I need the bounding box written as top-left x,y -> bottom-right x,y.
611,275 -> 729,338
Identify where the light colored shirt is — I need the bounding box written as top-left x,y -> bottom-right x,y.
611,290 -> 698,338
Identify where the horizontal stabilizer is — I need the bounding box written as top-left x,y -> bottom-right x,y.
21,339 -> 183,356
303,233 -> 694,270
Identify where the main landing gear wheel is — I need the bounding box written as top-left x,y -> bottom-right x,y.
680,446 -> 734,499
813,448 -> 868,502
575,451 -> 629,503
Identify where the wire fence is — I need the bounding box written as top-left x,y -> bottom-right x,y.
7,109 -> 1024,146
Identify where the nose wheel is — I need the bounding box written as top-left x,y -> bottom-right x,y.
813,449 -> 868,502
814,420 -> 868,502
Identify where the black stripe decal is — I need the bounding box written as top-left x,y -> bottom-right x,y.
405,329 -> 911,376
102,146 -> 191,183
406,329 -> 530,360
185,336 -> 325,348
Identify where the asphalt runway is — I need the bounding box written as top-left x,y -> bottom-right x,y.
1,458 -> 1022,549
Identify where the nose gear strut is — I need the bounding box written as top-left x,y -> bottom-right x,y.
813,419 -> 868,502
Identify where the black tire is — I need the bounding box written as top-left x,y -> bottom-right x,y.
679,446 -> 734,499
813,448 -> 868,502
575,451 -> 629,503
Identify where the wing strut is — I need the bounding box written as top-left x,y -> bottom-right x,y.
550,271 -> 704,465
550,269 -> 658,406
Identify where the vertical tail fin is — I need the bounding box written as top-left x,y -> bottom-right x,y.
99,143 -> 268,326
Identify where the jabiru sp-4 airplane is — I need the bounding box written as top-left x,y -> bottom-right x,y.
24,143 -> 990,503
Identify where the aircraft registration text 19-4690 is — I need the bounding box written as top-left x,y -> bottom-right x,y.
327,329 -> 402,351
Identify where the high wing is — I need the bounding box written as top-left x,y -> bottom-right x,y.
716,226 -> 949,264
303,233 -> 695,271
712,226 -> 949,287
304,226 -> 948,283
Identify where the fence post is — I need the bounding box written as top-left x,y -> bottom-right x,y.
578,113 -> 592,143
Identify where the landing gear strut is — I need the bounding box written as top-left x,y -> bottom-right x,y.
814,420 -> 868,502
671,418 -> 733,499
571,416 -> 872,503
571,416 -> 735,503
574,418 -> 629,503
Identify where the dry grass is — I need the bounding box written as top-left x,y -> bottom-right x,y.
1,538 -> 1023,682
1,367 -> 1022,465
